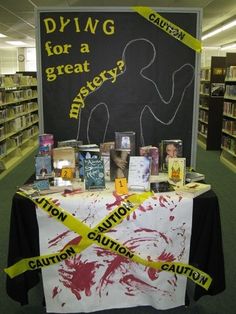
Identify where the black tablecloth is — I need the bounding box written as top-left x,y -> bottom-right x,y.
6,190 -> 225,305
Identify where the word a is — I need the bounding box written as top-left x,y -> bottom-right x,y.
69,59 -> 125,119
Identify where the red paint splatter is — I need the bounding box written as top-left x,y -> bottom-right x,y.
59,256 -> 102,300
48,230 -> 70,247
52,286 -> 61,298
120,274 -> 157,290
106,192 -> 126,210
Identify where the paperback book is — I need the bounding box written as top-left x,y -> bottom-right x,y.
168,157 -> 186,187
160,139 -> 183,172
186,171 -> 205,183
174,182 -> 211,197
83,158 -> 105,190
35,155 -> 53,179
128,156 -> 151,191
110,149 -> 130,181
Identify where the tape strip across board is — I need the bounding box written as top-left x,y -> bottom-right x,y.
4,191 -> 212,290
132,6 -> 202,53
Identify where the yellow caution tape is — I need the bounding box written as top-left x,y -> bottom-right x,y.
4,191 -> 212,290
132,6 -> 202,53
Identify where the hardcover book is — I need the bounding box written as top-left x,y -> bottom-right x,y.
78,144 -> 100,179
139,145 -> 159,175
100,142 -> 115,180
160,139 -> 183,172
115,131 -> 135,155
35,155 -> 53,179
168,158 -> 186,187
83,158 -> 105,190
128,156 -> 151,191
52,147 -> 76,178
110,149 -> 130,181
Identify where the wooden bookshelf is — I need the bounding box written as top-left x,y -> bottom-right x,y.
0,72 -> 39,179
198,57 -> 226,150
220,53 -> 236,172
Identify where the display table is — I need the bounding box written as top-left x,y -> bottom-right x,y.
6,187 -> 225,311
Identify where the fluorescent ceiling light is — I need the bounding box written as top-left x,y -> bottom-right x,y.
202,19 -> 236,40
221,43 -> 236,50
0,33 -> 7,38
5,40 -> 27,46
202,46 -> 221,50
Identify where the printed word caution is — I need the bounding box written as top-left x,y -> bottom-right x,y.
28,247 -> 75,269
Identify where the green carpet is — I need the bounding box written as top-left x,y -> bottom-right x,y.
0,146 -> 235,314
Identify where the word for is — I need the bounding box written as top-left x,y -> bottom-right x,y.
28,247 -> 75,269
45,60 -> 90,82
45,41 -> 72,56
87,232 -> 134,259
69,59 -> 125,119
161,263 -> 209,287
148,13 -> 185,40
43,16 -> 115,35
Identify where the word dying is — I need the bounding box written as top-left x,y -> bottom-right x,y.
43,16 -> 115,35
69,59 -> 125,119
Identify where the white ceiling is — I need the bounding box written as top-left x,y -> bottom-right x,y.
0,0 -> 236,49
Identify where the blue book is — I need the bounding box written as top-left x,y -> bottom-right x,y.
83,158 -> 105,190
35,155 -> 52,179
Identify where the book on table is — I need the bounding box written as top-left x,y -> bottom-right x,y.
128,156 -> 151,191
115,131 -> 136,155
174,182 -> 211,197
110,149 -> 130,181
168,157 -> 186,187
83,158 -> 105,190
139,145 -> 159,175
78,144 -> 100,179
35,155 -> 53,179
160,139 -> 183,172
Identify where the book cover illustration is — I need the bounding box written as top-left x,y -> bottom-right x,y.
115,131 -> 135,155
83,158 -> 105,190
128,156 -> 151,191
168,158 -> 186,187
110,149 -> 130,181
52,147 -> 76,178
100,142 -> 115,180
35,155 -> 52,179
78,144 -> 100,178
140,145 -> 159,175
160,139 -> 183,172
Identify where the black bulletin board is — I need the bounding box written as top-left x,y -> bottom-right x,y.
36,7 -> 201,167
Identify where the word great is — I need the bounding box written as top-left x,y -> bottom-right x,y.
45,60 -> 90,82
43,16 -> 115,35
69,59 -> 125,119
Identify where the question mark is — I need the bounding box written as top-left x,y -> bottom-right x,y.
117,60 -> 125,72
